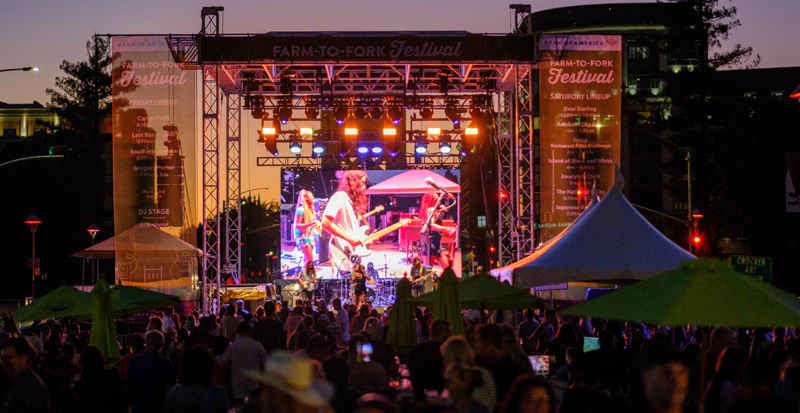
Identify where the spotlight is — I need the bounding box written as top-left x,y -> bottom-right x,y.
415,141 -> 427,154
465,127 -> 479,135
420,107 -> 434,120
389,151 -> 398,158
280,74 -> 293,95
383,128 -> 396,136
357,142 -> 369,155
305,106 -> 319,120
290,142 -> 302,154
300,128 -> 313,136
370,107 -> 384,119
437,74 -> 449,94
439,135 -> 451,154
371,144 -> 383,154
345,128 -> 358,136
427,127 -> 441,136
277,106 -> 293,125
445,101 -> 460,125
387,106 -> 402,125
312,141 -> 325,154
334,106 -> 349,125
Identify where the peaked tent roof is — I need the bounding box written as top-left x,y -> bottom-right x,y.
365,169 -> 460,195
491,170 -> 694,288
71,224 -> 202,259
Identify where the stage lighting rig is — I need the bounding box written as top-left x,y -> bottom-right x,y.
249,96 -> 266,119
445,100 -> 461,125
260,115 -> 279,156
280,70 -> 296,95
371,143 -> 383,155
276,106 -> 293,125
437,73 -> 450,94
357,142 -> 369,155
370,107 -> 384,120
333,105 -> 349,125
290,141 -> 302,154
439,134 -> 452,154
387,105 -> 402,125
312,141 -> 326,154
420,106 -> 434,120
305,106 -> 319,120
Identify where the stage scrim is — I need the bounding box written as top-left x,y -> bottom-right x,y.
112,36 -> 198,300
280,169 -> 461,279
538,35 -> 622,241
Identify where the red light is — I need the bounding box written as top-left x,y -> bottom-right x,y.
694,236 -> 701,243
577,189 -> 582,195
490,246 -> 496,253
499,190 -> 507,199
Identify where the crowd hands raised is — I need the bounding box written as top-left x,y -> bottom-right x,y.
1,301 -> 800,413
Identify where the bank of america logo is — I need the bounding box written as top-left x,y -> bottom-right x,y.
606,39 -> 619,46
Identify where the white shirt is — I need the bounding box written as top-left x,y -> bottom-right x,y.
217,336 -> 268,400
323,191 -> 359,237
161,316 -> 175,332
335,308 -> 350,342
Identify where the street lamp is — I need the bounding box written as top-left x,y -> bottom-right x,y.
87,225 -> 99,284
0,67 -> 39,73
25,215 -> 41,298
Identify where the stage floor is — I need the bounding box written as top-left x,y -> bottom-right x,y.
281,239 -> 461,280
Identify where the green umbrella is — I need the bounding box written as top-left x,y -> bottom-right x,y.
89,279 -> 121,366
408,273 -> 552,311
109,285 -> 181,316
561,258 -> 800,328
387,278 -> 418,355
13,286 -> 93,322
433,268 -> 464,336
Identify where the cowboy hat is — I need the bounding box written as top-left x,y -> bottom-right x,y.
245,350 -> 334,407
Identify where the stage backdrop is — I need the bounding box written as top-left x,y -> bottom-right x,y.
538,35 -> 622,241
111,36 -> 198,300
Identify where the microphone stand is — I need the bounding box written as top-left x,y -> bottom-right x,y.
421,191 -> 448,268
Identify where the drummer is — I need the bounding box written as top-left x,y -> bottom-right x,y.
366,262 -> 380,280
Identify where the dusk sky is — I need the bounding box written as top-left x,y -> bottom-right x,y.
2,0 -> 799,105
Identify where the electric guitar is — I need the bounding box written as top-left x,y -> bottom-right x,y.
331,219 -> 411,272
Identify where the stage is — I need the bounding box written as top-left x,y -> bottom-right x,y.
280,238 -> 462,280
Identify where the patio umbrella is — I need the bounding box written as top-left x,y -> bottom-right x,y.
89,279 -> 121,366
387,278 -> 418,355
109,284 -> 181,316
560,258 -> 800,328
433,268 -> 464,336
408,273 -> 552,311
13,286 -> 93,322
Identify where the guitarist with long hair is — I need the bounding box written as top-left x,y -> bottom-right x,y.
293,189 -> 319,267
322,170 -> 368,271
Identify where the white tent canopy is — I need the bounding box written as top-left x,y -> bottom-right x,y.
491,171 -> 695,288
365,170 -> 460,195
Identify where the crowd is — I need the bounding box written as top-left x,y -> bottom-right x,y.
1,298 -> 800,413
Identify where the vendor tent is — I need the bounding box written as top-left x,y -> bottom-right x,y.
491,167 -> 694,288
71,224 -> 202,259
365,169 -> 460,195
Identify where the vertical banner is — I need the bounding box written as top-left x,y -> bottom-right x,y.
112,36 -> 198,300
538,35 -> 621,241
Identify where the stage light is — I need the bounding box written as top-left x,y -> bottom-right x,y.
290,142 -> 302,154
300,128 -> 314,136
437,74 -> 449,94
383,128 -> 396,136
465,127 -> 479,135
260,116 -> 279,155
427,127 -> 441,136
420,106 -> 434,120
389,151 -> 398,158
345,128 -> 358,136
445,101 -> 460,125
370,107 -> 384,119
305,106 -> 319,120
312,141 -> 325,154
357,142 -> 370,155
280,74 -> 293,95
277,106 -> 293,125
262,126 -> 276,135
334,106 -> 349,125
387,106 -> 402,125
415,141 -> 427,154
439,141 -> 451,154
371,144 -> 383,154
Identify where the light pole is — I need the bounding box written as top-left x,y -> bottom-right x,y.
87,225 -> 99,284
691,209 -> 703,254
25,215 -> 41,298
0,67 -> 39,73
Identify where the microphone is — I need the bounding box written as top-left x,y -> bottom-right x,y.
425,177 -> 454,198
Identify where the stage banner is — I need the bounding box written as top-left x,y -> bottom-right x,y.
111,36 -> 198,300
538,35 -> 621,241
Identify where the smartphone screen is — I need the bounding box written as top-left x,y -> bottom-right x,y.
528,355 -> 550,376
361,342 -> 373,363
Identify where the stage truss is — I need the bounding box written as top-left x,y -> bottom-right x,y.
168,7 -> 538,313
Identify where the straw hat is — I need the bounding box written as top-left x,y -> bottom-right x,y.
245,350 -> 334,407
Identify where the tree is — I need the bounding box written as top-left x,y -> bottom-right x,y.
46,36 -> 112,143
215,196 -> 282,278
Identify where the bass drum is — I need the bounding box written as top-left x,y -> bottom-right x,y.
366,288 -> 377,302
